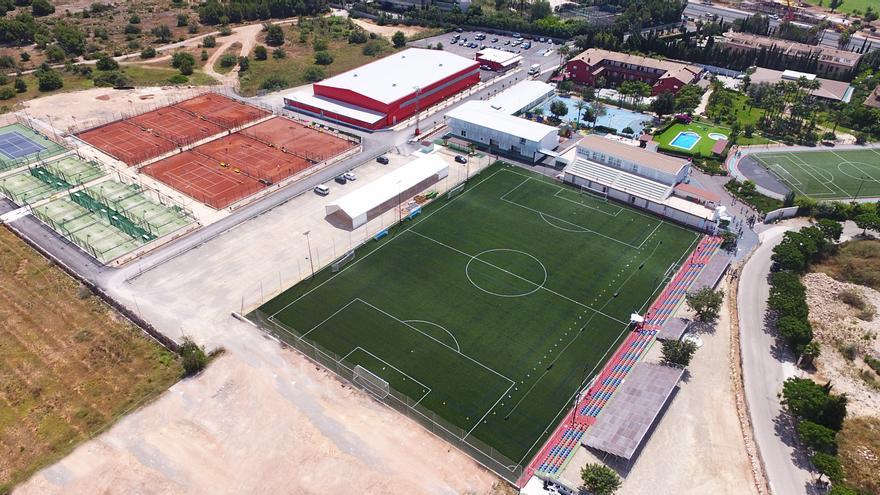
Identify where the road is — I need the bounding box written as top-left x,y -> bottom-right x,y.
738,224 -> 816,495
683,1 -> 875,52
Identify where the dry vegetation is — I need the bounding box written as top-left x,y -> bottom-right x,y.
813,239 -> 880,291
0,227 -> 181,493
837,416 -> 880,495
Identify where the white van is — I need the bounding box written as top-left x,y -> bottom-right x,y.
313,184 -> 330,196
528,64 -> 540,75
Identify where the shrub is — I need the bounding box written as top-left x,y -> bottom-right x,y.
348,29 -> 367,44
272,47 -> 286,59
20,51 -> 30,62
314,50 -> 333,65
172,51 -> 196,69
253,44 -> 267,60
95,55 -> 118,71
178,58 -> 193,76
201,35 -> 216,48
169,74 -> 188,84
265,24 -> 284,46
218,53 -> 237,68
129,13 -> 140,24
140,47 -> 156,59
218,25 -> 232,36
179,337 -> 208,377
37,70 -> 63,91
14,78 -> 26,92
93,71 -> 131,88
392,30 -> 406,48
0,86 -> 15,100
303,65 -> 324,82
124,23 -> 141,35
177,13 -> 188,27
151,25 -> 172,42
259,74 -> 289,91
362,40 -> 386,56
46,44 -> 65,62
200,49 -> 208,61
237,56 -> 249,73
31,0 -> 53,16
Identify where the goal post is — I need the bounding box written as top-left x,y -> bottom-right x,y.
331,250 -> 355,272
447,182 -> 465,199
579,184 -> 608,203
353,365 -> 390,399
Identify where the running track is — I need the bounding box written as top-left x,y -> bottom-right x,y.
518,235 -> 722,486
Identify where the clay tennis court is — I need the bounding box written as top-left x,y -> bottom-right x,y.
196,132 -> 310,184
242,117 -> 356,162
175,93 -> 270,129
142,150 -> 263,209
130,106 -> 225,145
77,121 -> 178,166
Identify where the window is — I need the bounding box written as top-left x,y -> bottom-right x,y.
489,138 -> 499,147
460,130 -> 466,137
519,137 -> 526,145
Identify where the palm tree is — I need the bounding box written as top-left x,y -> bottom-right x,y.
574,99 -> 588,130
557,44 -> 570,67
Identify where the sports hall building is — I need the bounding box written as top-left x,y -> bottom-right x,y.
561,135 -> 721,231
284,48 -> 480,130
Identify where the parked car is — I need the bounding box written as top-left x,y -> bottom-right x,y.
480,64 -> 493,71
491,37 -> 498,43
343,171 -> 357,181
377,155 -> 389,164
512,32 -> 521,37
522,42 -> 531,49
480,44 -> 487,49
504,39 -> 511,45
455,27 -> 463,33
314,184 -> 330,196
455,155 -> 468,164
334,175 -> 347,185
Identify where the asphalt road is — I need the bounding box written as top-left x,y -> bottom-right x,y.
738,226 -> 816,495
683,1 -> 875,52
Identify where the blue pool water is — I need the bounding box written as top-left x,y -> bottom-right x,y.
670,131 -> 701,150
531,97 -> 652,135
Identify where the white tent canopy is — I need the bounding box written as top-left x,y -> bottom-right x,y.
325,154 -> 449,228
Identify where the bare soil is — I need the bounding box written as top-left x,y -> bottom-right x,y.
803,272 -> 880,418
837,416 -> 880,494
0,227 -> 181,492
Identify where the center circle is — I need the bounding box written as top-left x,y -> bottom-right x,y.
465,249 -> 548,298
837,161 -> 880,183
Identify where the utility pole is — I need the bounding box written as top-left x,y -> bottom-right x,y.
304,230 -> 315,279
853,176 -> 866,201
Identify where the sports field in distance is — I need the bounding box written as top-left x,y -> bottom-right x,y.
0,227 -> 181,492
252,163 -> 699,477
750,148 -> 880,199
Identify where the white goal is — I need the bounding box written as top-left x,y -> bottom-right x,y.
332,250 -> 355,272
353,365 -> 390,399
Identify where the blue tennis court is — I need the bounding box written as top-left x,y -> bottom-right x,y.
0,131 -> 46,159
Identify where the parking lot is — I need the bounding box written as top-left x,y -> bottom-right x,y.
408,30 -> 564,82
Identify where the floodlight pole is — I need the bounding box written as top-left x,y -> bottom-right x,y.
304,230 -> 315,279
853,176 -> 866,201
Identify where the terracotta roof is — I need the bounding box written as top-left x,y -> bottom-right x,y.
719,32 -> 861,68
579,134 -> 689,175
674,182 -> 720,203
866,85 -> 880,109
569,48 -> 701,83
749,67 -> 853,102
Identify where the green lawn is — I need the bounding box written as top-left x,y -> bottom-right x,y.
749,148 -> 880,199
705,88 -> 764,128
251,164 -> 699,479
656,122 -> 732,157
804,0 -> 879,15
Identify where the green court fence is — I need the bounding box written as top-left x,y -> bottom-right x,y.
69,190 -> 157,242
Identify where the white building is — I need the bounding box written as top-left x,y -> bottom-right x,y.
563,135 -> 720,231
446,101 -> 559,162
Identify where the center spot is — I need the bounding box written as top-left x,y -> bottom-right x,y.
465,249 -> 547,297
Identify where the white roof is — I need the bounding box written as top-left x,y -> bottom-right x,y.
781,69 -> 816,81
285,91 -> 385,124
446,100 -> 558,143
476,48 -> 522,65
484,80 -> 555,115
315,48 -> 478,105
325,154 -> 449,223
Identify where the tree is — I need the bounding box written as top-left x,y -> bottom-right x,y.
348,28 -> 367,44
685,287 -> 723,321
529,0 -> 551,21
816,219 -> 843,242
201,49 -> 208,61
218,53 -> 237,68
37,69 -> 62,91
550,100 -> 568,120
177,13 -> 189,27
781,377 -> 847,430
253,44 -> 267,60
265,24 -> 284,46
828,0 -> 843,13
854,213 -> 879,235
797,420 -> 837,454
272,47 -> 286,59
776,315 -> 813,351
95,55 -> 118,71
237,56 -> 249,73
574,100 -> 588,129
812,452 -> 843,483
651,91 -> 675,117
53,23 -> 86,56
129,13 -> 140,24
303,65 -> 325,82
800,340 -> 821,369
674,84 -> 704,113
13,78 -> 26,93
202,35 -> 216,48
178,58 -> 194,75
31,0 -> 53,16
179,337 -> 208,377
580,463 -> 621,495
660,339 -> 698,367
172,51 -> 196,69
46,44 -> 65,62
392,30 -> 406,48
314,50 -> 333,65
151,24 -> 172,43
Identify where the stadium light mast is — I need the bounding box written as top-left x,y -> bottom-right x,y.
853,176 -> 867,201
304,230 -> 315,279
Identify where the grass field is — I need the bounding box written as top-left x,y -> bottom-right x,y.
252,164 -> 699,476
656,122 -> 731,157
0,227 -> 181,493
750,148 -> 880,199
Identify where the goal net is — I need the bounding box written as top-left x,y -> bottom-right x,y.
447,183 -> 465,199
353,365 -> 390,399
579,185 -> 608,203
331,250 -> 355,272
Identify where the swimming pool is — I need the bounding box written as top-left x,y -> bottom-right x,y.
531,97 -> 652,135
670,131 -> 701,150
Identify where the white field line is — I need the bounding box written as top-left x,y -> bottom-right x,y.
343,346 -> 433,407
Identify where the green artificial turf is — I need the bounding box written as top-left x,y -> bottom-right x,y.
750,148 -> 880,200
252,164 -> 699,477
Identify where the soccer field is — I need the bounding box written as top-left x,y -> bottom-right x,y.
751,148 -> 880,200
251,164 -> 699,478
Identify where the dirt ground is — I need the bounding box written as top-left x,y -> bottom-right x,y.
14,151 -> 500,495
803,272 -> 880,418
351,18 -> 436,39
558,278 -> 759,495
0,227 -> 181,492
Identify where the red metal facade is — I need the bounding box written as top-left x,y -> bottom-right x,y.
285,62 -> 480,130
